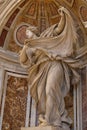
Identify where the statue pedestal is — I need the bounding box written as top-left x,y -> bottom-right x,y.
21,126 -> 63,130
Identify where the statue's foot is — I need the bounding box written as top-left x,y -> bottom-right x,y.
39,116 -> 45,123
39,121 -> 49,127
39,122 -> 48,127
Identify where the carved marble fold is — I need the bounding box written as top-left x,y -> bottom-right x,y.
19,7 -> 87,130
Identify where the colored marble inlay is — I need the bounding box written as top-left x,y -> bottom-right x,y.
2,76 -> 28,130
5,8 -> 20,28
0,29 -> 8,47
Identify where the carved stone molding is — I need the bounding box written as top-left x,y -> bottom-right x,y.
0,0 -> 24,34
0,48 -> 27,74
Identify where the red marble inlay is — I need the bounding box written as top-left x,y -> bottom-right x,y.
2,76 -> 28,130
6,8 -> 20,28
0,29 -> 8,47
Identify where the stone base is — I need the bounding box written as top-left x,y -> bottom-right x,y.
21,126 -> 63,130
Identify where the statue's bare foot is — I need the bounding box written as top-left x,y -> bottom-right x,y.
39,116 -> 49,127
39,121 -> 49,127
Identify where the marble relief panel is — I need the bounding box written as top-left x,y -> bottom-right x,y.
2,75 -> 28,130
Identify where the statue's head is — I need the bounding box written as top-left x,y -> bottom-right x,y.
26,25 -> 38,39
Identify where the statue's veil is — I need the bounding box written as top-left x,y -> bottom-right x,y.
27,7 -> 78,57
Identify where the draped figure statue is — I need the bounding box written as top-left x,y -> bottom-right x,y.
19,7 -> 87,130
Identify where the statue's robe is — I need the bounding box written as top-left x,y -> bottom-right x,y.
19,7 -> 87,128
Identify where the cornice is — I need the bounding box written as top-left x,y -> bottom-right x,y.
0,48 -> 27,74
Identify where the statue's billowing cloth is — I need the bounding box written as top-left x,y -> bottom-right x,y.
19,7 -> 87,128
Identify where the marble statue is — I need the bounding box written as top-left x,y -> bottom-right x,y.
19,7 -> 87,130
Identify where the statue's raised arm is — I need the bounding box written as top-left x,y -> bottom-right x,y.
23,7 -> 78,58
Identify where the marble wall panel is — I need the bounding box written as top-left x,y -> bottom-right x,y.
2,75 -> 28,130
